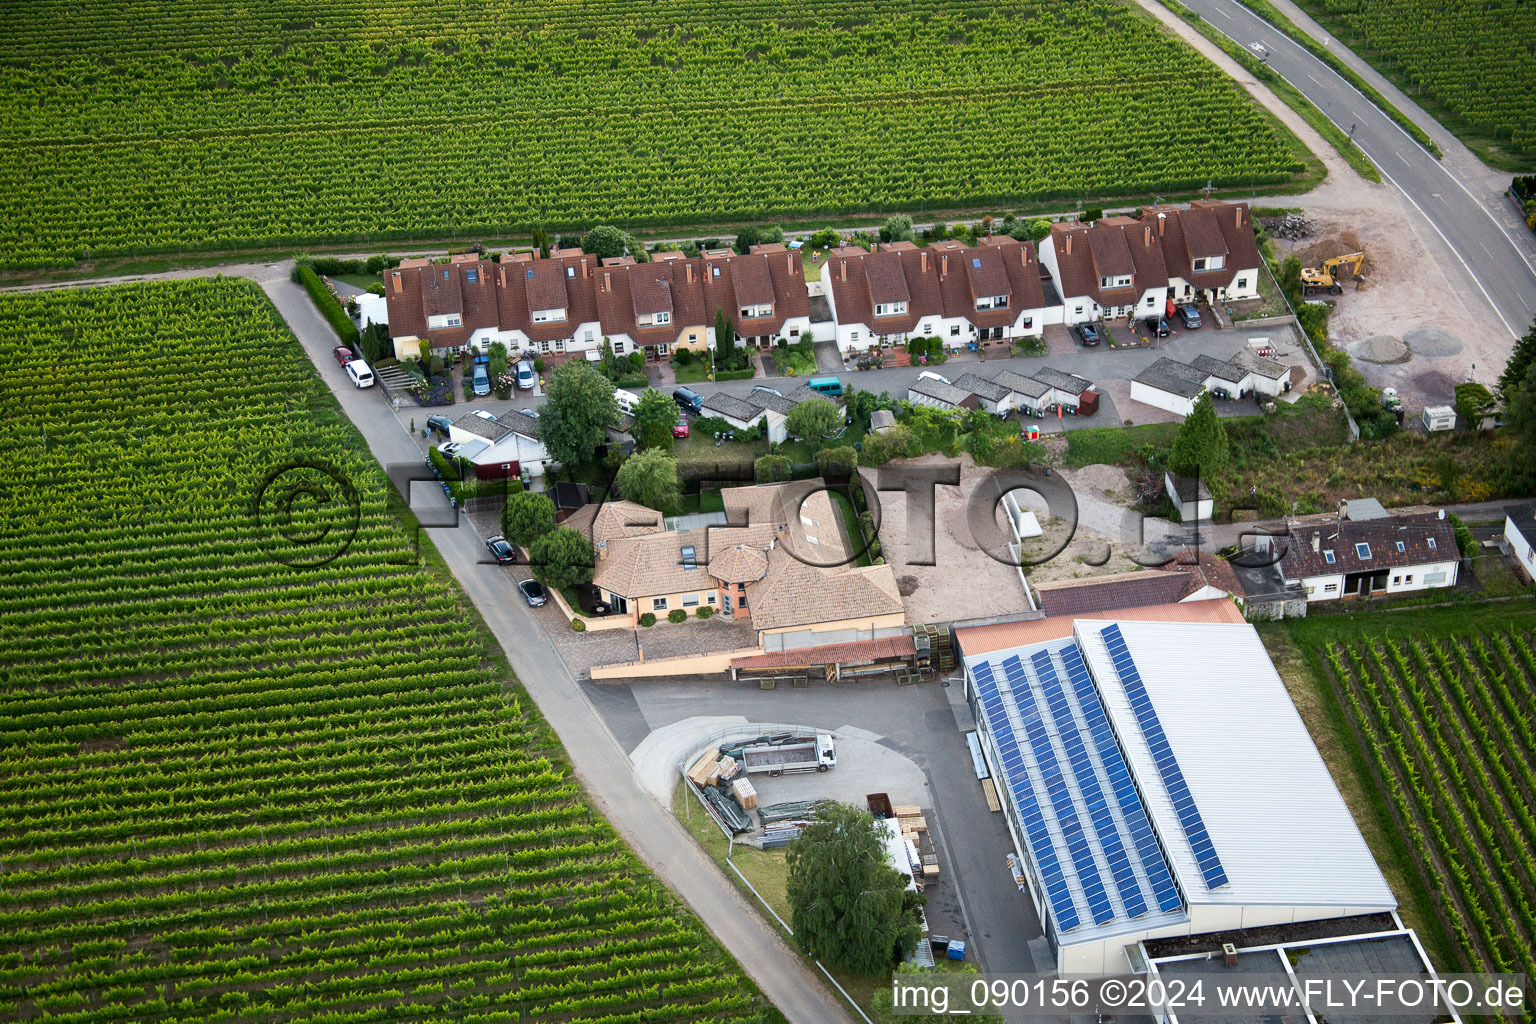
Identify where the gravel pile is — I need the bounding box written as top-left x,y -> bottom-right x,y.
1403,326 -> 1463,357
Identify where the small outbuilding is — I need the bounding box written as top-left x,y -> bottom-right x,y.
1422,406 -> 1456,431
1165,471 -> 1213,522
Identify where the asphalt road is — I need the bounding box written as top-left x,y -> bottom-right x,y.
1173,0 -> 1536,338
261,267 -> 858,1024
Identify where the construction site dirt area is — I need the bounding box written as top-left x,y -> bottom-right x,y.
871,455 -> 1034,626
1268,207 -> 1508,411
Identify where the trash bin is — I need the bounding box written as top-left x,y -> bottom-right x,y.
929,935 -> 949,952
947,940 -> 966,961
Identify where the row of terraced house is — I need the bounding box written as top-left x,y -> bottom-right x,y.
381,200 -> 1264,362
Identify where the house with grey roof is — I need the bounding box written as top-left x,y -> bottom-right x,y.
951,372 -> 1014,415
907,374 -> 979,411
701,391 -> 788,443
1279,501 -> 1459,601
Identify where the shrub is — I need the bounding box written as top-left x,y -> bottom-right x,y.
1448,512 -> 1476,558
571,618 -> 586,632
693,415 -> 733,437
755,453 -> 792,483
673,347 -> 694,366
291,263 -> 359,347
668,609 -> 687,623
696,606 -> 713,619
816,445 -> 858,483
639,612 -> 656,627
534,357 -> 546,373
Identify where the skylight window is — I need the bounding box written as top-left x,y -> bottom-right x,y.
1323,550 -> 1335,564
681,545 -> 697,569
1396,540 -> 1406,552
1427,537 -> 1437,549
1356,543 -> 1372,560
972,257 -> 981,268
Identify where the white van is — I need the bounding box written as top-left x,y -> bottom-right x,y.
346,359 -> 375,388
613,388 -> 640,416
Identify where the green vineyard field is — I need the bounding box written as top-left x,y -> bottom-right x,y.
0,280 -> 777,1024
0,0 -> 1308,269
1290,0 -> 1536,166
1288,605 -> 1536,997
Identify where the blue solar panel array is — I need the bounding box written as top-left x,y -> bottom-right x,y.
1030,650 -> 1149,920
971,660 -> 1081,931
1003,655 -> 1115,925
971,642 -> 1187,934
1059,644 -> 1184,913
1099,624 -> 1229,890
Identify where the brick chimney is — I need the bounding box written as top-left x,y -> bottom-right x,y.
1020,246 -> 1028,267
921,251 -> 928,273
840,261 -> 847,283
1144,225 -> 1152,247
1158,212 -> 1166,236
1064,234 -> 1072,256
941,254 -> 948,278
581,259 -> 589,279
1236,205 -> 1244,229
603,271 -> 611,293
1312,531 -> 1320,553
686,264 -> 693,284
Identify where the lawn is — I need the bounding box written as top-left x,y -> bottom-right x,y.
3,0 -> 1310,269
1231,246 -> 1292,321
330,271 -> 382,292
0,279 -> 776,1024
1263,603 -> 1536,979
672,358 -> 711,384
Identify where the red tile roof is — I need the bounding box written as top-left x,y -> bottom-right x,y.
825,239 -> 1045,334
954,599 -> 1245,657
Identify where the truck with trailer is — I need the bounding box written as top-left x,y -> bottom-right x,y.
723,733 -> 837,776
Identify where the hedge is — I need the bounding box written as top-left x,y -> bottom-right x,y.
292,263 -> 359,348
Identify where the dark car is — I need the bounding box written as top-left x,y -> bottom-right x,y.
1144,316 -> 1171,338
332,346 -> 355,366
1177,304 -> 1202,329
518,579 -> 547,607
426,414 -> 453,438
485,535 -> 519,565
1074,323 -> 1102,347
672,386 -> 703,415
673,410 -> 690,438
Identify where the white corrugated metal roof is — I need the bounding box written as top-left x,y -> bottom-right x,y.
1073,619 -> 1395,912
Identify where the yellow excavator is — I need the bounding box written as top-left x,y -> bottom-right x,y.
1300,251 -> 1366,295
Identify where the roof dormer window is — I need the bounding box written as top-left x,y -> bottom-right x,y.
1099,275 -> 1133,289
1193,256 -> 1225,272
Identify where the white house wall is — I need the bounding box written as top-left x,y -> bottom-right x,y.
1507,517 -> 1536,578
1129,381 -> 1195,417
1298,559 -> 1458,601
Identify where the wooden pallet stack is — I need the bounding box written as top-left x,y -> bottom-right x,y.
894,805 -> 940,877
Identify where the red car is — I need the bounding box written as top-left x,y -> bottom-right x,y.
332,346 -> 355,367
673,412 -> 690,438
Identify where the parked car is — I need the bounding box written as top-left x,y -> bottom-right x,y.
750,385 -> 782,398
485,535 -> 520,565
345,359 -> 375,388
673,411 -> 690,438
426,415 -> 453,438
518,579 -> 547,607
915,370 -> 949,384
672,386 -> 703,415
1177,304 -> 1202,329
439,441 -> 464,460
472,364 -> 491,396
1074,323 -> 1102,347
807,376 -> 843,397
332,345 -> 355,366
1144,316 -> 1171,338
515,360 -> 536,390
471,409 -> 497,422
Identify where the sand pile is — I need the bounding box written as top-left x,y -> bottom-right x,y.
1351,334 -> 1410,363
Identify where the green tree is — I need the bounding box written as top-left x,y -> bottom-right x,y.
816,445 -> 858,483
500,490 -> 556,545
631,388 -> 677,451
881,214 -> 914,243
529,527 -> 594,591
531,226 -> 550,259
614,448 -> 681,514
714,306 -> 736,365
786,802 -> 924,974
1454,381 -> 1494,427
787,398 -> 842,441
755,453 -> 792,483
580,225 -> 646,262
540,361 -> 621,467
1167,391 -> 1229,479
1496,319 -> 1536,401
1447,512 -> 1476,558
809,227 -> 841,249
